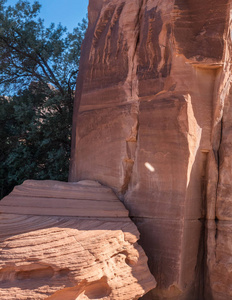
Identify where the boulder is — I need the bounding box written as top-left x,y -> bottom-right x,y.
0,180 -> 156,299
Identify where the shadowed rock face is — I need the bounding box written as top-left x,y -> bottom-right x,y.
70,0 -> 232,299
0,180 -> 156,299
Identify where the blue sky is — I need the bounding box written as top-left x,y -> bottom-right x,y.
6,0 -> 89,31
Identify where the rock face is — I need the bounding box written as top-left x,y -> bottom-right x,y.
0,180 -> 156,299
69,0 -> 232,299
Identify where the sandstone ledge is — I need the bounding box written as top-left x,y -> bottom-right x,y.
0,180 -> 156,299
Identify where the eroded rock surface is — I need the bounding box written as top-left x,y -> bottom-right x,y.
0,180 -> 156,299
69,0 -> 232,299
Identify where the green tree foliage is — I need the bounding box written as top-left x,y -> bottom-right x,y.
0,0 -> 87,198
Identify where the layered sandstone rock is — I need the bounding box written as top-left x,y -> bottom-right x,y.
0,180 -> 156,299
69,0 -> 232,299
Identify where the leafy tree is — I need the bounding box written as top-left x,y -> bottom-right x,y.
0,0 -> 87,199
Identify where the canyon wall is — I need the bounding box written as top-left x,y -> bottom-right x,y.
69,1 -> 232,299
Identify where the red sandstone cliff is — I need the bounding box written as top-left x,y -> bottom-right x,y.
69,1 -> 232,299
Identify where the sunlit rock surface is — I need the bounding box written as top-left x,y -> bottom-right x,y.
70,0 -> 232,299
0,180 -> 156,299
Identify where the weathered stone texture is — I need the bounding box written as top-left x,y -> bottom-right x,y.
70,0 -> 232,299
0,180 -> 156,299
